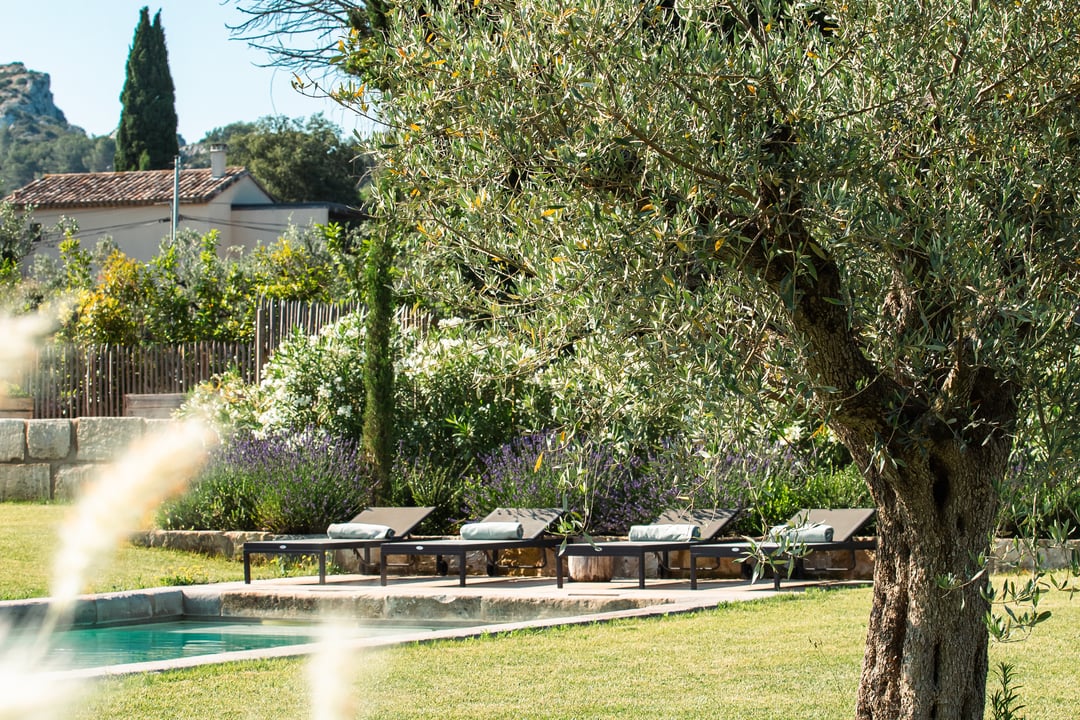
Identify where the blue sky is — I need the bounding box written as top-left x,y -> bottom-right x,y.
1,1 -> 369,142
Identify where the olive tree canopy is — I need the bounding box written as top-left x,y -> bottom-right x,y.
337,1 -> 1080,717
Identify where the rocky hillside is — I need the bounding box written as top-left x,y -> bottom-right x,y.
0,62 -> 69,132
0,63 -> 115,197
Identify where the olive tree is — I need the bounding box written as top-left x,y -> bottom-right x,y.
338,1 -> 1080,717
0,201 -> 37,280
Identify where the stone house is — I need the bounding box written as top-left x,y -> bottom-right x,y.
4,145 -> 361,262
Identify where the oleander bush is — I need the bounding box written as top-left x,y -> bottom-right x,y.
394,318 -> 552,475
189,314 -> 554,469
255,312 -> 370,441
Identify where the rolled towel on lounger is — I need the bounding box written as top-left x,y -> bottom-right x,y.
460,521 -> 525,540
627,523 -> 701,542
768,522 -> 834,544
326,523 -> 395,539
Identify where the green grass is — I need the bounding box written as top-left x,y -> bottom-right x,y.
0,503 -> 302,599
70,587 -> 1080,720
2,503 -> 1078,719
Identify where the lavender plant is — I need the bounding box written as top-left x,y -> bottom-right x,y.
464,431 -> 566,511
641,435 -> 868,534
159,427 -> 377,534
464,430 -> 678,535
247,429 -> 376,533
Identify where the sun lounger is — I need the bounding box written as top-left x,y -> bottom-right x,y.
379,507 -> 564,587
555,508 -> 741,589
242,506 -> 435,584
689,507 -> 876,590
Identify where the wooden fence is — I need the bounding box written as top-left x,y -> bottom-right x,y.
17,298 -> 436,419
22,342 -> 257,419
254,297 -> 434,378
254,296 -> 363,380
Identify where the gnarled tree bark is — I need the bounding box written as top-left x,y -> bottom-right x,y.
740,178 -> 1017,719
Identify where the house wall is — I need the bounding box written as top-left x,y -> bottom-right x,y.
230,205 -> 330,253
25,176 -> 297,262
31,204 -> 173,262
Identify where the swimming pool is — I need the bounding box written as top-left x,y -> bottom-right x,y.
12,617 -> 499,672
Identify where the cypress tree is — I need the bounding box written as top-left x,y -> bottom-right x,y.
362,224 -> 396,503
114,7 -> 179,171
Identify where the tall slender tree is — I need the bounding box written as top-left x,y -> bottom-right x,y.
362,219 -> 396,503
114,7 -> 179,171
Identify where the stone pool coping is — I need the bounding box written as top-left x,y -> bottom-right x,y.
7,573 -> 834,680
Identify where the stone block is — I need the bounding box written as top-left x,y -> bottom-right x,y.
53,464 -> 99,501
26,419 -> 72,460
146,589 -> 185,619
182,586 -> 224,618
71,598 -> 99,627
568,555 -> 615,582
144,418 -> 180,436
689,555 -> 745,580
803,548 -> 876,580
219,591 -> 324,619
479,596 -> 649,622
384,594 -> 482,620
494,546 -> 555,577
94,591 -> 153,625
991,538 -> 1080,573
0,464 -> 50,501
159,530 -> 233,557
332,546 -> 382,573
0,597 -> 50,627
0,418 -> 26,462
76,416 -> 145,462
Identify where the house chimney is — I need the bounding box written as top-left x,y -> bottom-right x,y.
209,143 -> 227,178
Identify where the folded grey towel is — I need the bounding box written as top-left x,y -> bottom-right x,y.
768,522 -> 834,544
460,521 -> 525,540
627,523 -> 701,542
326,522 -> 395,539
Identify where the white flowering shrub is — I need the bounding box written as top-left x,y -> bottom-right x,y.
181,314 -> 552,468
176,367 -> 261,438
395,317 -> 552,473
256,312 -> 370,440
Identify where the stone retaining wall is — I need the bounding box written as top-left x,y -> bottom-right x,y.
0,417 -> 171,501
0,585 -> 661,629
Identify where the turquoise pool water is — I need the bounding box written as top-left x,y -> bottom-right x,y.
15,618 -> 489,671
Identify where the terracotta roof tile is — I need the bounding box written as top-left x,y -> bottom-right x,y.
4,167 -> 255,208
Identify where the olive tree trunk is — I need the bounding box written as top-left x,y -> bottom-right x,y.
741,169 -> 1020,718
847,434 -> 1007,720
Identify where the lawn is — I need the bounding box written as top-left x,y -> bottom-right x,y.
71,587 -> 1080,720
0,503 -> 296,599
2,503 -> 1078,719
